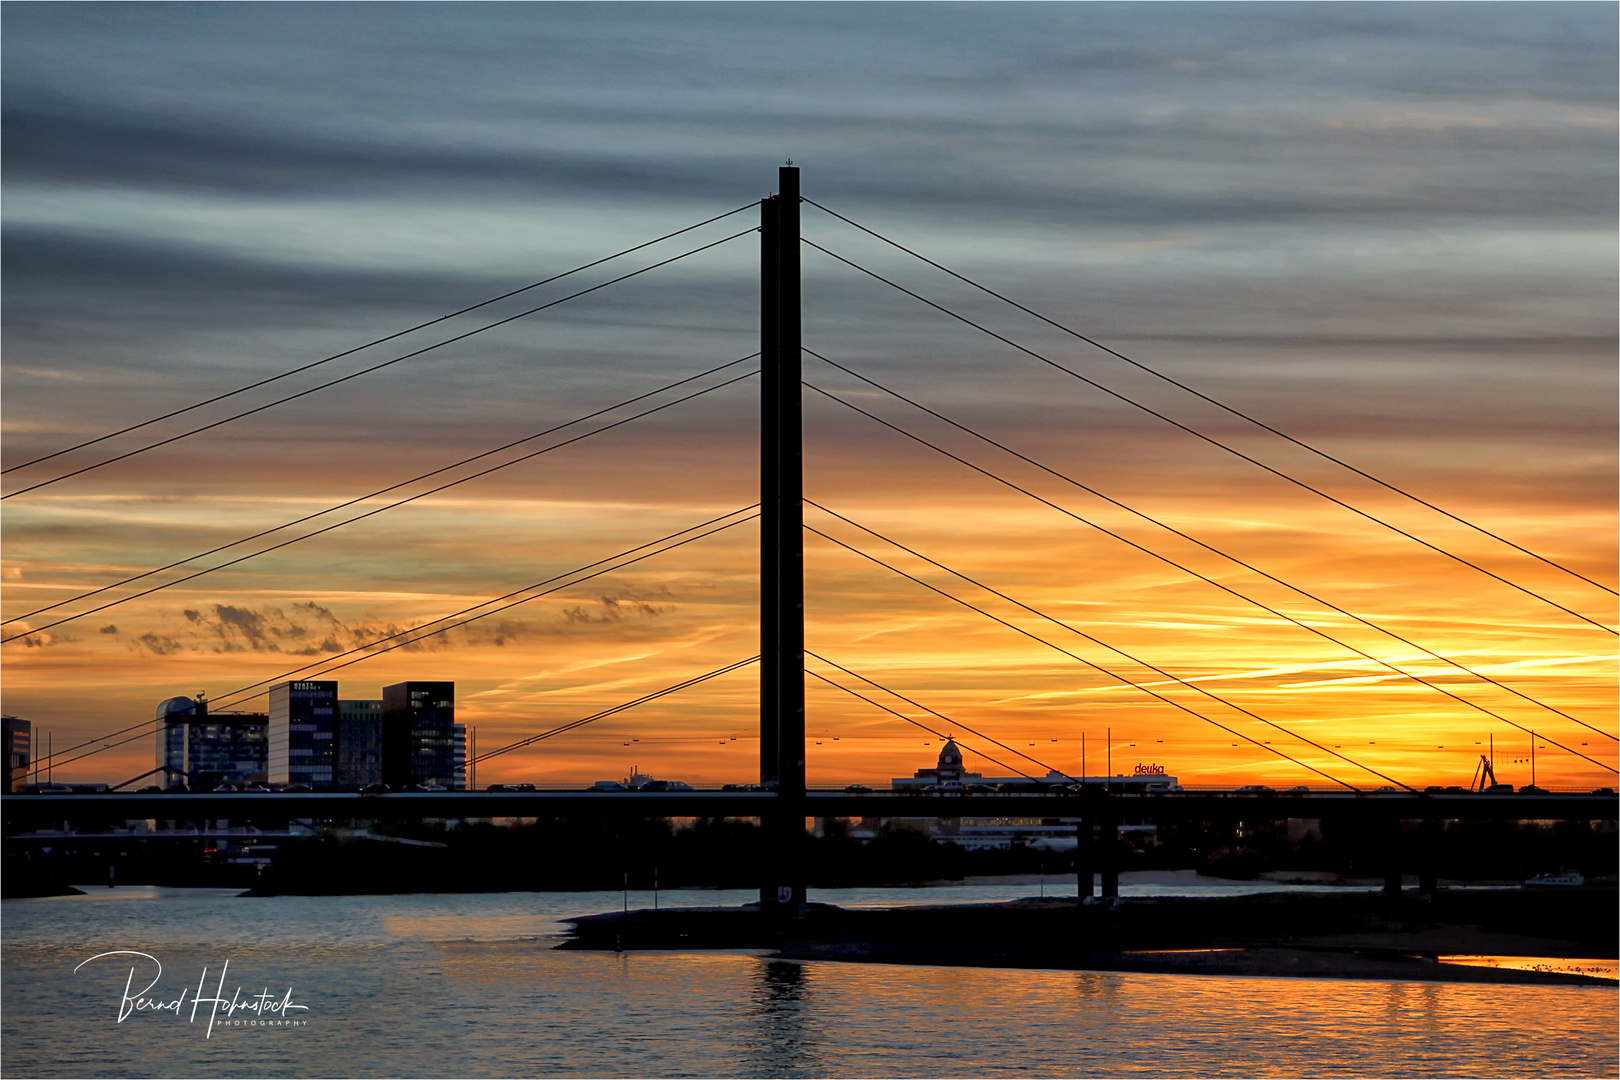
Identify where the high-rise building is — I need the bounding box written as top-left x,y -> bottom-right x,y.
336,699 -> 385,788
155,697 -> 268,788
268,681 -> 338,788
3,715 -> 31,793
160,679 -> 462,791
382,682 -> 457,789
452,722 -> 467,791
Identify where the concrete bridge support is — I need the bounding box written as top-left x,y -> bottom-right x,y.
1418,819 -> 1441,897
1100,815 -> 1120,900
1075,821 -> 1094,902
1381,818 -> 1403,899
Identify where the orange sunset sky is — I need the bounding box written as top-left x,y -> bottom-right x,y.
4,4 -> 1615,791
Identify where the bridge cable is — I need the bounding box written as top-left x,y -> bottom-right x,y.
803,663 -> 1040,782
806,650 -> 1061,780
468,656 -> 760,767
38,509 -> 762,770
4,364 -> 760,641
810,351 -> 1617,744
801,238 -> 1617,636
28,716 -> 179,773
805,520 -> 1374,791
804,379 -> 1618,775
3,227 -> 757,500
38,726 -> 171,776
4,202 -> 758,477
803,197 -> 1616,599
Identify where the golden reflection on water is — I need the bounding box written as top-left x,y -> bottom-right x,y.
7,929 -> 1613,1078
382,913 -> 566,941
424,946 -> 1618,1078
1439,956 -> 1619,980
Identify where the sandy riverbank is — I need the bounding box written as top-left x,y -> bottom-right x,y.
559,887 -> 1618,987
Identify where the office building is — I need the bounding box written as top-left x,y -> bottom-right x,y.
3,715 -> 31,793
159,679 -> 463,791
155,696 -> 268,788
336,699 -> 385,788
453,722 -> 467,791
383,681 -> 457,789
268,681 -> 338,788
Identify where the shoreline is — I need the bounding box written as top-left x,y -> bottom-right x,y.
229,866 -> 1536,897
557,889 -> 1619,987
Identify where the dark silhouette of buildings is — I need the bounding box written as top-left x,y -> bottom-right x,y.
3,715 -> 31,792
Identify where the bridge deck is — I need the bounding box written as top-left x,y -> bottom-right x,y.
4,790 -> 1614,827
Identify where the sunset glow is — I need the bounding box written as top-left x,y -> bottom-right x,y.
4,4 -> 1614,793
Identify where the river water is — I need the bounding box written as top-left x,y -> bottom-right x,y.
3,881 -> 1614,1078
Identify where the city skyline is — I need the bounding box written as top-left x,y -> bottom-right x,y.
3,3 -> 1615,790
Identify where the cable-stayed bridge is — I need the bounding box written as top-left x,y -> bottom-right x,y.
4,167 -> 1615,902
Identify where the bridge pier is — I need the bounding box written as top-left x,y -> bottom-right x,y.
1381,818 -> 1403,899
1075,821 -> 1094,902
1417,819 -> 1440,897
1100,814 -> 1120,900
761,811 -> 807,913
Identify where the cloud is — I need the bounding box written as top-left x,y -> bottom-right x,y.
5,621 -> 77,649
1,94 -> 757,202
562,591 -> 673,625
124,591 -> 674,658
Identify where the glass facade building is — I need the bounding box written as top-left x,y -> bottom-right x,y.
155,680 -> 461,791
268,681 -> 338,788
3,715 -> 31,793
155,696 -> 267,787
336,699 -> 385,788
452,722 -> 467,791
383,682 -> 457,789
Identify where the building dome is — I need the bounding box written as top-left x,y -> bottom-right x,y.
155,696 -> 198,720
937,739 -> 963,770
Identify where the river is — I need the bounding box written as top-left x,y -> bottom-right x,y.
3,880 -> 1614,1078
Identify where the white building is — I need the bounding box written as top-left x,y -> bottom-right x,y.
883,740 -> 1175,849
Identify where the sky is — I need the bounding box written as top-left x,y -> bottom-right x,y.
3,2 -> 1615,791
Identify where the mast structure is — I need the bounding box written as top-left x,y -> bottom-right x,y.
760,165 -> 806,909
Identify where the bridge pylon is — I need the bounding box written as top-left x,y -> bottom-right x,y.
760,165 -> 807,911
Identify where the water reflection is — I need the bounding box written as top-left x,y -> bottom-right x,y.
746,960 -> 822,1077
4,891 -> 1616,1078
1072,970 -> 1125,1006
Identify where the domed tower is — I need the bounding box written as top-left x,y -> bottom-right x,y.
155,696 -> 199,720
936,738 -> 964,781
155,695 -> 199,786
